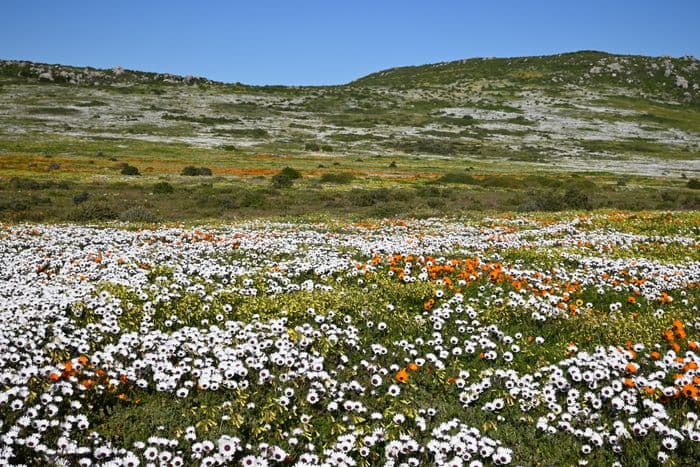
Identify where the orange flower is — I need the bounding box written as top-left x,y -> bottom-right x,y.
78,355 -> 89,366
81,379 -> 95,389
117,393 -> 128,401
447,377 -> 457,384
625,363 -> 639,374
395,368 -> 409,383
682,384 -> 698,399
48,373 -> 61,382
627,296 -> 636,304
650,351 -> 661,360
408,362 -> 419,372
120,374 -> 129,383
663,329 -> 675,342
624,378 -> 635,388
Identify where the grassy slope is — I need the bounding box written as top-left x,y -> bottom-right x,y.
0,52 -> 699,222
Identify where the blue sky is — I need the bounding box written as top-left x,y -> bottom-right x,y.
2,1 -> 699,85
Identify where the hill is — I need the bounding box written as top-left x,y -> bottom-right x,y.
0,51 -> 698,221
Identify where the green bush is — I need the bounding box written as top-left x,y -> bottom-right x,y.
153,182 -> 174,194
271,167 -> 302,188
119,206 -> 160,223
181,166 -> 212,176
348,188 -> 390,207
304,142 -> 321,151
278,167 -> 302,179
688,179 -> 700,189
120,164 -> 140,176
73,192 -> 90,205
271,173 -> 294,188
319,172 -> 355,184
438,172 -> 479,184
0,198 -> 29,212
239,190 -> 267,208
67,201 -> 118,221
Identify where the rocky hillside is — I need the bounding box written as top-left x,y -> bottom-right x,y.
0,52 -> 698,176
353,51 -> 700,103
0,59 -> 217,86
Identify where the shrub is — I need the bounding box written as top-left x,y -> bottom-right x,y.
321,144 -> 333,152
119,206 -> 160,223
271,173 -> 294,188
120,164 -> 140,176
319,172 -> 355,184
73,192 -> 90,205
0,198 -> 29,212
348,188 -> 390,207
239,190 -> 267,208
438,172 -> 479,184
518,189 -> 564,212
304,142 -> 321,151
563,187 -> 591,210
271,167 -> 302,188
278,167 -> 302,180
182,165 -> 199,176
181,166 -> 212,176
153,182 -> 174,194
68,201 -> 118,222
687,179 -> 700,189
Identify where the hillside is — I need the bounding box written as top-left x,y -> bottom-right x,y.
1,52 -> 699,177
353,51 -> 700,100
0,51 -> 699,221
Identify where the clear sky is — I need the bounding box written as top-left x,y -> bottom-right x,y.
2,1 -> 699,86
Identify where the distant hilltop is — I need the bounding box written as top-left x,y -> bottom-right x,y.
0,51 -> 698,102
0,59 -> 218,86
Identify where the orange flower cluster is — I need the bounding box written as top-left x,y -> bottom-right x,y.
660,320 -> 700,402
48,355 -> 133,399
395,362 -> 421,383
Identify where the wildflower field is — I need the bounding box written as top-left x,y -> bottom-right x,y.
0,211 -> 699,466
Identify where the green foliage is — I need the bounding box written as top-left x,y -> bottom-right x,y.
72,191 -> 90,205
688,178 -> 700,189
278,167 -> 302,179
67,201 -> 118,221
319,172 -> 355,184
120,164 -> 140,176
119,206 -> 160,223
181,166 -> 212,176
153,182 -> 174,194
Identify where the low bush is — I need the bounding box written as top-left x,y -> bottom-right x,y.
119,206 -> 160,223
271,167 -> 302,188
67,201 -> 118,222
181,166 -> 212,176
73,192 -> 90,205
688,179 -> 700,190
153,182 -> 174,194
120,164 -> 140,176
438,172 -> 479,184
319,172 -> 355,184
